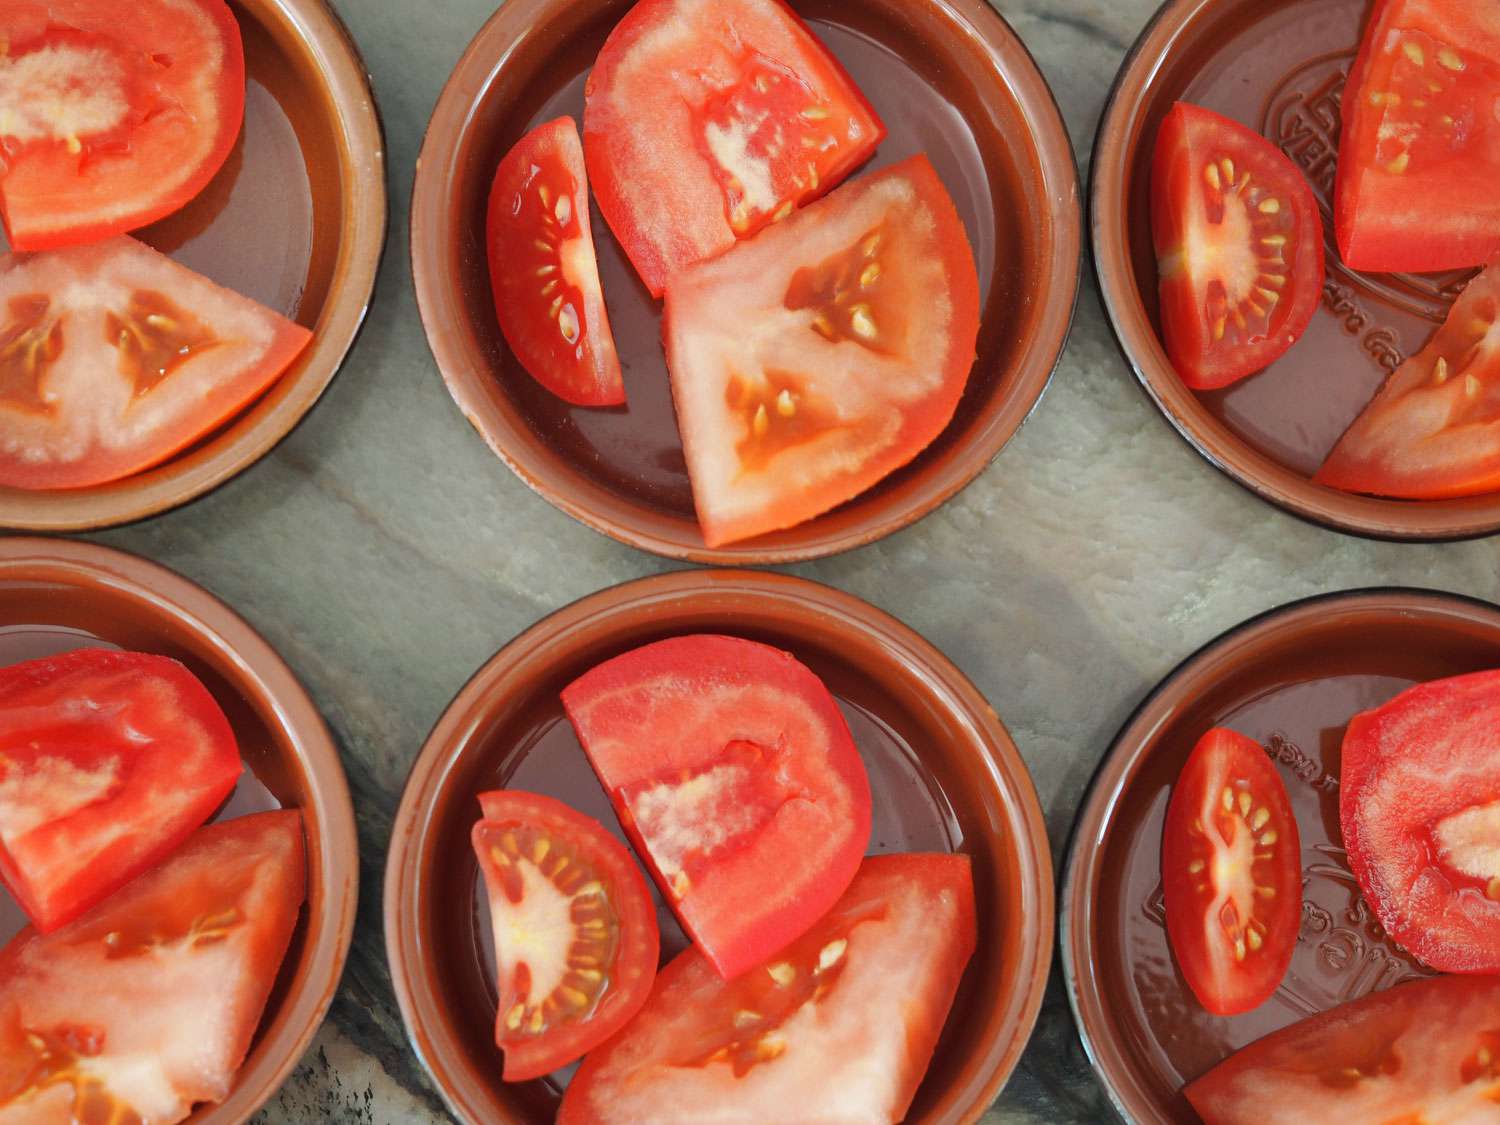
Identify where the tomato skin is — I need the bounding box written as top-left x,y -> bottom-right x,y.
1150,102 -> 1324,390
1162,728 -> 1301,1016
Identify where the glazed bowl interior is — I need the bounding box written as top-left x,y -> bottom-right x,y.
386,571 -> 1052,1123
412,0 -> 1079,564
0,0 -> 386,532
1094,0 -> 1495,540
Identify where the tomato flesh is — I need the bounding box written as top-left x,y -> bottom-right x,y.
473,790 -> 658,1081
0,0 -> 245,251
557,853 -> 976,1125
1150,102 -> 1324,390
1335,0 -> 1500,273
561,634 -> 871,980
1162,728 -> 1301,1016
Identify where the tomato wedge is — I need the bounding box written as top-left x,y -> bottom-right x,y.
1150,102 -> 1324,390
0,235 -> 312,490
557,853 -> 976,1125
1162,728 -> 1301,1016
472,790 -> 659,1081
486,117 -> 623,407
583,0 -> 885,297
561,634 -> 871,980
663,155 -> 979,548
1185,974 -> 1500,1123
0,811 -> 306,1125
1339,670 -> 1500,973
0,0 -> 245,252
1335,0 -> 1500,273
1314,261 -> 1500,498
0,648 -> 242,934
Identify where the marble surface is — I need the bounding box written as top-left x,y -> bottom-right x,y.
65,0 -> 1500,1121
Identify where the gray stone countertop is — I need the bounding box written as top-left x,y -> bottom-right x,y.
74,0 -> 1499,1120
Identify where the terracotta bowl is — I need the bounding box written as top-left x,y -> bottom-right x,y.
0,0 -> 387,532
1093,0 -> 1496,540
385,569 -> 1053,1122
411,0 -> 1080,564
1061,588 -> 1500,1122
0,537 -> 358,1123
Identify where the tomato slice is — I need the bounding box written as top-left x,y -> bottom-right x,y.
1185,974 -> 1500,1123
557,853 -> 976,1125
583,0 -> 885,297
1335,0 -> 1500,273
0,235 -> 312,490
0,0 -> 245,252
1314,261 -> 1500,498
472,790 -> 659,1081
0,810 -> 305,1125
662,155 -> 979,548
0,649 -> 242,934
1149,102 -> 1324,391
486,117 -> 623,407
561,634 -> 871,980
1161,728 -> 1301,1016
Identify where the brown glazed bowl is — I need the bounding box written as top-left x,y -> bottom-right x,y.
411,0 -> 1080,564
1094,0 -> 1498,540
0,537 -> 358,1123
0,0 -> 387,532
1062,588 -> 1500,1122
385,569 -> 1053,1122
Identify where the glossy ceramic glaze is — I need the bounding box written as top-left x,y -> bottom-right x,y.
0,538 -> 358,1123
1062,588 -> 1500,1122
385,569 -> 1053,1123
411,0 -> 1079,563
0,0 -> 386,531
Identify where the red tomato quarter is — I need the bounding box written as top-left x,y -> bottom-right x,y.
1340,669 -> 1500,973
0,0 -> 245,252
557,853 -> 977,1125
663,155 -> 979,548
1150,102 -> 1324,390
1315,261 -> 1500,498
1162,728 -> 1301,1016
561,634 -> 872,980
0,235 -> 313,490
1185,975 -> 1500,1124
1335,0 -> 1500,273
0,648 -> 242,933
472,790 -> 659,1082
0,810 -> 306,1125
583,0 -> 885,296
486,117 -> 623,407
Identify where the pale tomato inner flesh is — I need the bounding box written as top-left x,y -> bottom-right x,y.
0,38 -> 131,152
1434,799 -> 1500,900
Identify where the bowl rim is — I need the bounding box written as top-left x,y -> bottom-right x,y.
1060,584 -> 1500,1123
1089,0 -> 1500,544
409,0 -> 1082,566
383,566 -> 1055,1124
0,0 -> 389,533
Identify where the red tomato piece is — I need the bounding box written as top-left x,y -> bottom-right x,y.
663,155 -> 979,548
0,810 -> 306,1124
486,117 -> 623,407
1314,261 -> 1500,498
1162,728 -> 1301,1016
583,0 -> 885,297
0,235 -> 313,490
0,0 -> 245,252
1185,974 -> 1500,1123
1335,0 -> 1500,274
472,790 -> 659,1081
1339,670 -> 1500,973
557,853 -> 976,1125
561,634 -> 871,980
0,648 -> 242,934
1150,102 -> 1324,390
